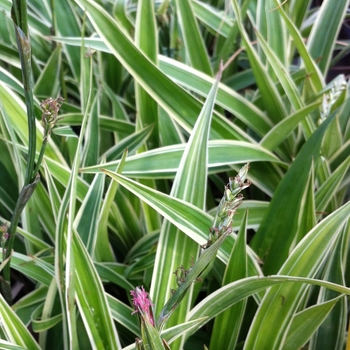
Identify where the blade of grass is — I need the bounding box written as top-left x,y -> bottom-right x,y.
251,110 -> 337,274
74,231 -> 121,349
134,0 -> 161,233
187,274 -> 350,337
209,210 -> 248,349
54,56 -> 93,349
73,0 -> 243,139
33,44 -> 62,98
245,201 -> 350,349
75,172 -> 105,254
81,140 -> 283,176
231,0 -> 287,125
94,151 -> 127,262
100,171 -> 262,278
0,293 -> 40,350
273,0 -> 323,93
284,297 -> 343,350
309,232 -> 347,350
307,0 -> 349,75
150,68 -> 221,350
174,0 -> 212,75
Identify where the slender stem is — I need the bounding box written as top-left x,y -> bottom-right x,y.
1,0 -> 37,302
3,174 -> 40,281
33,138 -> 48,175
12,0 -> 37,185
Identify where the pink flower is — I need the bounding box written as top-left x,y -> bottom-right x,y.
130,286 -> 155,327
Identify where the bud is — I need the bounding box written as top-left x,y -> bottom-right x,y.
40,97 -> 64,138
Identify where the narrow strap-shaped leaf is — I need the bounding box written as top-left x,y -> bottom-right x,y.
75,172 -> 105,254
34,44 -> 62,98
315,155 -> 350,212
74,231 -> 121,349
284,297 -> 343,350
135,0 -> 159,149
0,293 -> 41,350
81,93 -> 99,169
47,37 -> 268,140
245,201 -> 350,350
191,0 -> 233,37
309,231 -> 347,350
256,0 -> 287,69
255,29 -> 316,140
54,57 -> 93,349
100,171 -> 262,278
251,111 -> 337,274
231,0 -> 287,124
134,0 -> 161,233
260,102 -> 321,150
74,0 -> 239,139
107,294 -> 139,336
187,274 -> 350,338
82,140 -> 282,176
210,210 -> 248,349
54,0 -> 81,81
150,68 -> 221,349
174,0 -> 212,75
159,55 -> 271,138
273,0 -> 323,93
307,0 -> 349,75
0,339 -> 28,350
94,151 -> 127,261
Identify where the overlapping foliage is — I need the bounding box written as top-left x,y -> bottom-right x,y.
0,0 -> 349,349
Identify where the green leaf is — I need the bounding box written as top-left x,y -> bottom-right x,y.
260,102 -> 321,151
134,0 -> 159,150
174,0 -> 212,75
315,156 -> 350,212
284,297 -> 342,350
100,170 -> 261,276
81,93 -> 99,168
191,0 -> 233,37
54,0 -> 81,80
72,0 -> 241,139
309,232 -> 347,350
74,232 -> 121,349
210,210 -> 248,349
187,275 -> 350,337
81,140 -> 283,177
151,68 -> 221,350
0,249 -> 53,286
231,0 -> 287,125
31,304 -> 62,332
107,294 -> 139,337
103,125 -> 154,162
94,151 -> 127,262
251,111 -> 337,273
0,293 -> 41,350
75,172 -> 105,253
244,201 -> 350,350
273,0 -> 323,92
307,0 -> 349,75
54,57 -> 94,350
48,37 -> 269,140
34,44 -> 62,98
0,340 -> 29,350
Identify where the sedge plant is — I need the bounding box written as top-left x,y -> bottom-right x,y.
0,0 -> 349,349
